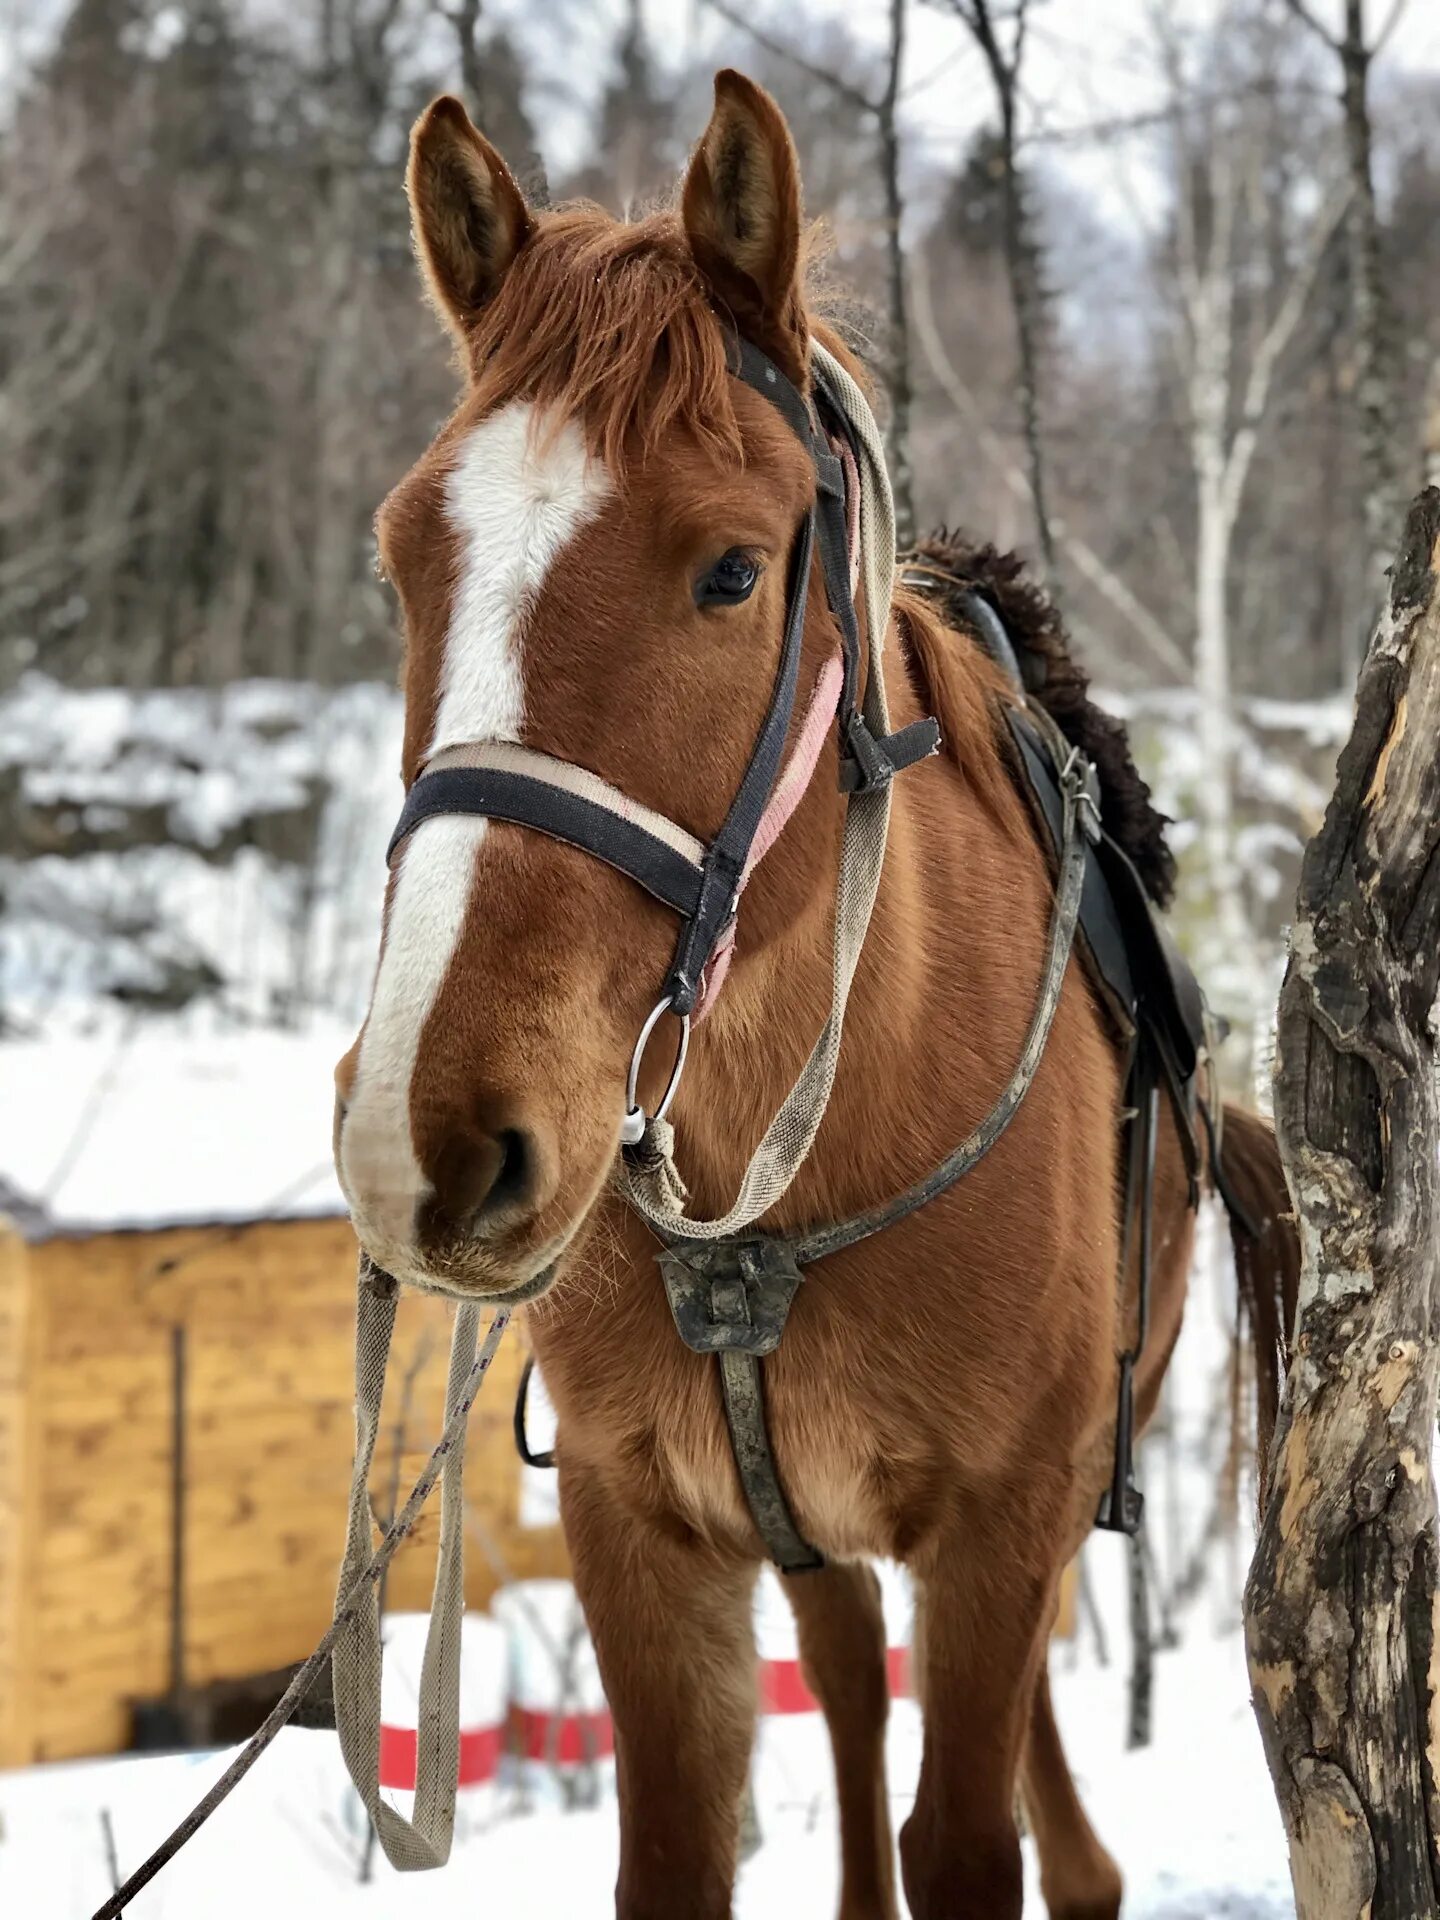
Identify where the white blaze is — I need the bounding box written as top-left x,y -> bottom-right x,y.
340,404 -> 610,1259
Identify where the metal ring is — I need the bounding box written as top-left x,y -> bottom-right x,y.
621,996 -> 690,1146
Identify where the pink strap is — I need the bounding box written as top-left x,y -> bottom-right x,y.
693,649 -> 843,1024
692,428 -> 858,1023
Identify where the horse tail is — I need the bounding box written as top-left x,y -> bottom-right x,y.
1206,1102 -> 1301,1508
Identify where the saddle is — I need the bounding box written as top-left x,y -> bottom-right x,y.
945,586 -> 1216,1536
954,586 -> 1207,1144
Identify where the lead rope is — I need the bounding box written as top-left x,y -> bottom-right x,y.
92,1266 -> 512,1913
620,343 -> 897,1238
330,1261 -> 480,1869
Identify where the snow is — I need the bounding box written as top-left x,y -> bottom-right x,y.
0,1207 -> 1294,1916
0,675 -> 399,1036
0,1629 -> 1289,1918
0,1020 -> 352,1234
0,672 -> 403,1231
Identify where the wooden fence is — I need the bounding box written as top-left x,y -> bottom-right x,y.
0,1210 -> 565,1767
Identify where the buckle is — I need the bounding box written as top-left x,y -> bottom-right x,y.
657,1238 -> 806,1357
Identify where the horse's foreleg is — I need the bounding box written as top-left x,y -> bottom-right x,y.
560,1459 -> 758,1920
901,1505 -> 1060,1920
785,1561 -> 901,1920
1021,1659 -> 1122,1920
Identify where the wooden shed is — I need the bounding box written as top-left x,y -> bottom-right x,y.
0,1030 -> 567,1770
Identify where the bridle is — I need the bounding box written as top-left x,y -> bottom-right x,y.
387,337 -> 940,1159
385,329 -> 1097,1577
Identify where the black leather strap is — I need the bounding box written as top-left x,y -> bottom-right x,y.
664,507 -> 815,1013
837,714 -> 941,792
389,767 -> 704,917
718,1349 -> 825,1574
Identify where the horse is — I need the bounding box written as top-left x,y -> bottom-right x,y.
334,72 -> 1298,1920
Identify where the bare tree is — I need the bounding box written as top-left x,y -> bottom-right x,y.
701,0 -> 916,544
936,0 -> 1056,588
442,0 -> 545,200
1247,489 -> 1440,1918
1155,12 -> 1351,1002
1282,0 -> 1410,602
909,249 -> 1189,678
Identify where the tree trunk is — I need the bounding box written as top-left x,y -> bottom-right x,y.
1246,487 -> 1440,1920
1339,0 -> 1404,604
878,0 -> 913,549
994,76 -> 1054,590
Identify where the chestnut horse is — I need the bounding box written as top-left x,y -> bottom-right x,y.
336,73 -> 1296,1920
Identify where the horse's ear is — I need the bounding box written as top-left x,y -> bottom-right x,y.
681,71 -> 806,385
406,95 -> 534,340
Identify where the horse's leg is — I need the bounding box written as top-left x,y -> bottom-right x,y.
1021,1658 -> 1122,1920
900,1503 -> 1060,1920
784,1561 -> 901,1920
561,1459 -> 758,1920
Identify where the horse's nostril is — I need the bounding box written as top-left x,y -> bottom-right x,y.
489,1128 -> 531,1213
416,1119 -> 540,1245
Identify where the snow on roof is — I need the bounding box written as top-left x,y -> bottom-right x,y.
0,1020 -> 352,1239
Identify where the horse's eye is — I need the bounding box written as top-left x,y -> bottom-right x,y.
695,550 -> 761,607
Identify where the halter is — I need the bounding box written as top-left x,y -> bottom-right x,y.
387,337 -> 940,1148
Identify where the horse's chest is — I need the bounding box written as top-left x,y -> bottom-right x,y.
645,1343 -> 907,1563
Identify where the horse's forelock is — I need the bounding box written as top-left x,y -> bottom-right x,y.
465,207 -> 745,472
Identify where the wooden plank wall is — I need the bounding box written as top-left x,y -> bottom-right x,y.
0,1215 -> 567,1767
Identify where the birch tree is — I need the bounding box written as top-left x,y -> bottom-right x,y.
1157,16 -> 1351,1009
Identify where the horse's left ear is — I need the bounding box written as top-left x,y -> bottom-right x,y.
406,95 -> 535,342
682,71 -> 807,385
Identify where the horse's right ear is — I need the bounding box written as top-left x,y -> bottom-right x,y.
406,96 -> 534,340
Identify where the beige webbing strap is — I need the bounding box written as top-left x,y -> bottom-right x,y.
620,342 -> 899,1239
331,1263 -> 481,1871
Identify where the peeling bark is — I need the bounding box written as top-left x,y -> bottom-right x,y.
1247,488 -> 1440,1920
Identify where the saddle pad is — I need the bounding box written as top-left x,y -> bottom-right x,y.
1005,709 -> 1205,1088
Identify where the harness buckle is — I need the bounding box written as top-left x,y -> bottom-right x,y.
657,1237 -> 806,1357
1060,744 -> 1103,844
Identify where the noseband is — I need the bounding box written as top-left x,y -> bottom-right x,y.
387,338 -> 940,1142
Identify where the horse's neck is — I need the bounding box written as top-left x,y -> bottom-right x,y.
672,634 -> 1043,1231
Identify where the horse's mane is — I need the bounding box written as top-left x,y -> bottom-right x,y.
903,530 -> 1177,908
467,207 -> 744,469
464,204 -> 861,470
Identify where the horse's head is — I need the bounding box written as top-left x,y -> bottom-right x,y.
336,74 -> 852,1297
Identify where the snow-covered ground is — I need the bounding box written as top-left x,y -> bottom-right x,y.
0,1621 -> 1288,1918
0,672 -> 1308,1912
0,1210 -> 1292,1918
